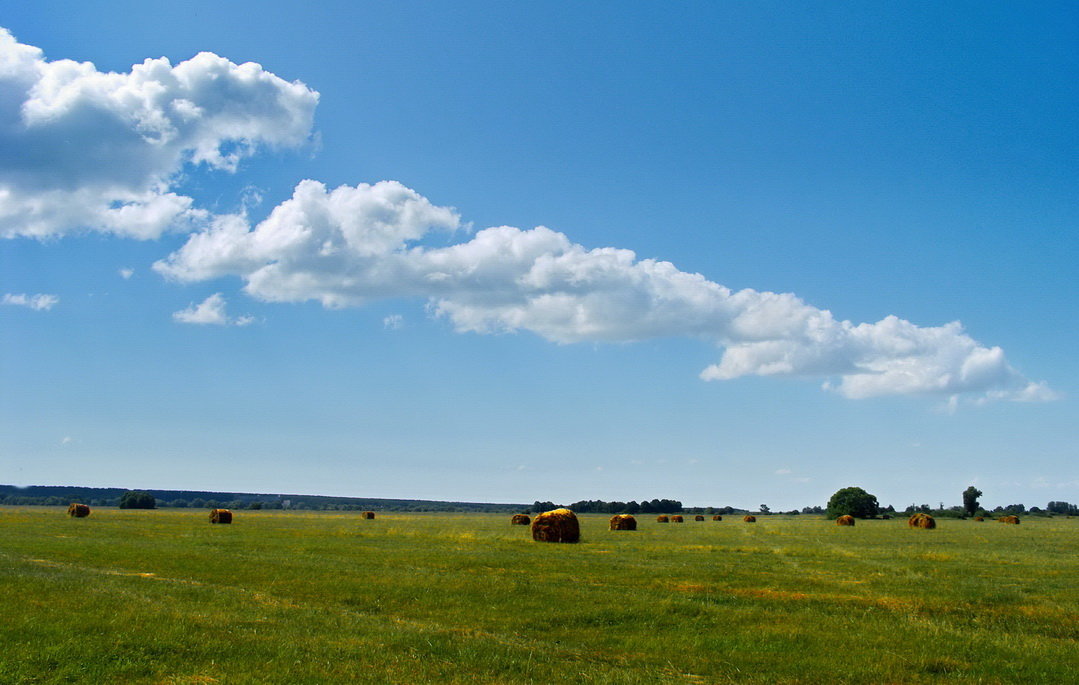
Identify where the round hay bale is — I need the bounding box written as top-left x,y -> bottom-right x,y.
670,515 -> 684,523
974,516 -> 984,522
998,515 -> 1020,525
67,503 -> 90,518
511,514 -> 531,526
712,515 -> 723,521
531,508 -> 580,543
209,509 -> 232,524
743,515 -> 756,523
656,515 -> 669,523
362,511 -> 375,519
908,512 -> 936,529
609,514 -> 637,531
694,515 -> 705,521
836,515 -> 855,526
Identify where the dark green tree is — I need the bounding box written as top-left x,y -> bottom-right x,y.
826,487 -> 879,519
962,486 -> 983,516
118,490 -> 156,509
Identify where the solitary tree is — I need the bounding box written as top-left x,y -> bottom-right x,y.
962,486 -> 983,517
118,490 -> 156,509
826,487 -> 880,519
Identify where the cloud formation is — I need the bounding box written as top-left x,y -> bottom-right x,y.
157,180 -> 1052,402
2,292 -> 58,310
173,293 -> 253,326
0,27 -> 318,239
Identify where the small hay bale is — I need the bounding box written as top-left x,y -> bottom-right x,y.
209,509 -> 232,524
743,515 -> 756,523
712,515 -> 723,521
908,512 -> 936,529
998,515 -> 1020,525
609,514 -> 637,531
671,515 -> 684,523
836,515 -> 855,526
362,511 -> 375,519
511,514 -> 531,525
531,508 -> 580,543
694,515 -> 705,521
67,503 -> 90,518
656,515 -> 669,523
974,516 -> 984,522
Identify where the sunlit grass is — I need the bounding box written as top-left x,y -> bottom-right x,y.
1,508 -> 1076,683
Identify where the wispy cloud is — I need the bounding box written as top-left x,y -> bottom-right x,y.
173,293 -> 253,326
119,268 -> 134,280
383,314 -> 404,330
2,293 -> 58,310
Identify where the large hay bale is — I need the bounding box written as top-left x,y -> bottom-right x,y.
694,515 -> 705,521
743,515 -> 756,523
362,511 -> 375,519
998,515 -> 1020,525
908,512 -> 936,529
609,514 -> 637,531
67,503 -> 90,518
531,508 -> 580,543
511,514 -> 531,525
656,515 -> 669,523
671,515 -> 684,523
712,515 -> 723,521
974,516 -> 984,522
836,515 -> 855,526
209,509 -> 232,524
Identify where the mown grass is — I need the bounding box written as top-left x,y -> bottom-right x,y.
1,508 -> 1076,683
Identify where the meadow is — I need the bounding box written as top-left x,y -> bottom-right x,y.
1,507 -> 1076,684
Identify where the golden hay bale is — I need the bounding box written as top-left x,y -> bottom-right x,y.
670,515 -> 684,523
511,514 -> 531,525
209,509 -> 232,524
743,515 -> 756,523
67,503 -> 90,518
656,515 -> 669,523
694,515 -> 705,521
362,511 -> 375,519
531,508 -> 580,543
974,516 -> 984,522
836,515 -> 855,526
609,514 -> 637,531
712,515 -> 723,521
908,512 -> 936,529
998,515 -> 1020,525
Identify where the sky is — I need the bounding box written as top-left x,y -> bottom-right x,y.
1,2 -> 1076,510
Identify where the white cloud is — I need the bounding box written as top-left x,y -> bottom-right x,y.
156,179 -> 1051,403
383,314 -> 404,330
60,436 -> 72,445
0,27 -> 318,239
2,292 -> 58,310
119,268 -> 134,279
172,292 -> 252,326
775,468 -> 792,475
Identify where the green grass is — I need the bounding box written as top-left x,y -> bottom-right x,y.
1,508 -> 1076,683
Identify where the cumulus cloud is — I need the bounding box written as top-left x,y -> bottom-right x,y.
155,179 -> 1051,403
172,292 -> 252,326
2,292 -> 58,310
119,268 -> 134,279
0,27 -> 318,239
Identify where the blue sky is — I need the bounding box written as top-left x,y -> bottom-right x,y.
1,2 -> 1075,510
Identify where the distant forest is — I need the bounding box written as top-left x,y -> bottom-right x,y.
0,485 -> 524,513
2,484 -> 1075,517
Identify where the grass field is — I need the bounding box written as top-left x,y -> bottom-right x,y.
1,508 -> 1076,683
